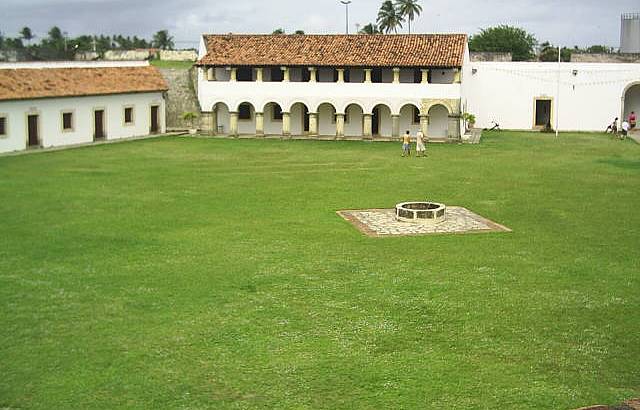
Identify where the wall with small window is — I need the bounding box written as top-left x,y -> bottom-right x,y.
0,91 -> 165,154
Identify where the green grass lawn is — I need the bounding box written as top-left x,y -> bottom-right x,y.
149,59 -> 194,70
1,132 -> 639,409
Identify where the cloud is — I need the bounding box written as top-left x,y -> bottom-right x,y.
1,0 -> 637,48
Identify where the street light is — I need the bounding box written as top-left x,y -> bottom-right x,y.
340,0 -> 352,34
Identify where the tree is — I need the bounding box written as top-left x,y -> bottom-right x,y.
48,26 -> 63,42
469,25 -> 537,61
585,45 -> 612,54
272,28 -> 285,35
152,30 -> 174,50
538,42 -> 571,62
20,27 -> 33,45
359,23 -> 382,34
294,30 -> 305,35
394,0 -> 422,34
377,0 -> 404,34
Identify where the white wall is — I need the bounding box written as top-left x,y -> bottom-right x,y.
0,92 -> 165,154
463,62 -> 640,131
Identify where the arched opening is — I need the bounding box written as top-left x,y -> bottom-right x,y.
236,102 -> 256,135
428,104 -> 450,138
263,102 -> 284,135
212,102 -> 230,135
317,102 -> 337,137
289,102 -> 310,136
399,103 -> 421,136
372,104 -> 392,138
344,103 -> 364,137
623,83 -> 640,130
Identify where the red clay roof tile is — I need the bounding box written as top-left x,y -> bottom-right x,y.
197,34 -> 467,68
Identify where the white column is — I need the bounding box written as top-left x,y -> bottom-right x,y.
255,68 -> 263,82
255,112 -> 264,136
211,109 -> 218,134
454,68 -> 461,84
392,114 -> 400,139
337,68 -> 345,83
282,67 -> 290,82
309,112 -> 318,136
393,67 -> 401,84
364,69 -> 372,83
420,114 -> 429,137
363,113 -> 372,139
448,115 -> 460,139
229,112 -> 239,136
229,67 -> 237,82
421,69 -> 429,84
336,113 -> 345,139
282,112 -> 291,136
308,67 -> 317,82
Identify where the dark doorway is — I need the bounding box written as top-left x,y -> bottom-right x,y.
372,107 -> 380,135
94,110 -> 105,140
27,114 -> 39,147
535,99 -> 552,127
303,106 -> 309,132
150,106 -> 160,134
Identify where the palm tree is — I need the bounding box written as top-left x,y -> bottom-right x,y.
377,0 -> 404,34
394,0 -> 422,34
20,27 -> 34,45
359,23 -> 381,35
152,30 -> 174,50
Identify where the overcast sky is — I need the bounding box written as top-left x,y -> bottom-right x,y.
1,0 -> 638,49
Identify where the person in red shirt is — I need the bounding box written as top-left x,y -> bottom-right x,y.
629,111 -> 637,130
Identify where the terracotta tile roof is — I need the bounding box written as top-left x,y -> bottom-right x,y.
0,65 -> 168,102
197,34 -> 467,68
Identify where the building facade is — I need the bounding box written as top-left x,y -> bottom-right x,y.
0,61 -> 168,154
196,34 -> 468,140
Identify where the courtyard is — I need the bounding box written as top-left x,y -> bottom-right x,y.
0,131 -> 639,409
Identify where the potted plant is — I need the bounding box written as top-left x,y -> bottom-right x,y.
182,111 -> 199,134
462,112 -> 476,132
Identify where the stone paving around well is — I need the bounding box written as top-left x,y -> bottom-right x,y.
337,206 -> 511,237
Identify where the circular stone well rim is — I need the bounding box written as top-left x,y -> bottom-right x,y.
395,201 -> 447,224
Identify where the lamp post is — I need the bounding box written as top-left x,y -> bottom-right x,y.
340,0 -> 352,34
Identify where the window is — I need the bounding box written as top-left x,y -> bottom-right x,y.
124,107 -> 134,125
413,106 -> 420,124
62,111 -> 73,131
237,67 -> 253,81
413,68 -> 422,83
272,105 -> 283,120
0,115 -> 6,137
270,67 -> 284,82
239,103 -> 252,120
372,68 -> 383,83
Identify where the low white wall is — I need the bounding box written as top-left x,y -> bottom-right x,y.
463,62 -> 640,131
0,92 -> 165,154
159,50 -> 197,62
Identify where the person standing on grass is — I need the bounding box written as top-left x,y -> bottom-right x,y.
606,117 -> 618,134
402,130 -> 411,157
629,111 -> 637,130
621,120 -> 630,139
415,130 -> 426,157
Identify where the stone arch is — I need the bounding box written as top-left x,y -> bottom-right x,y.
371,103 -> 392,138
212,102 -> 230,135
236,101 -> 256,135
428,104 -> 449,138
289,102 -> 311,135
263,102 -> 284,135
344,103 -> 364,137
622,81 -> 640,123
317,102 -> 337,136
422,99 -> 456,116
399,103 -> 422,136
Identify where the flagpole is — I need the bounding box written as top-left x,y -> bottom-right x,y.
555,45 -> 560,138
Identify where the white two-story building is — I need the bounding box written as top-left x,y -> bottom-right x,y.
196,34 -> 468,140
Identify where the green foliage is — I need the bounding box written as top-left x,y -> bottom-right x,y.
294,30 -> 305,35
272,28 -> 285,35
359,23 -> 382,34
152,29 -> 174,50
377,0 -> 404,34
19,27 -> 33,42
538,42 -> 572,62
394,0 -> 422,34
1,134 -> 639,408
469,25 -> 537,61
182,111 -> 199,128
